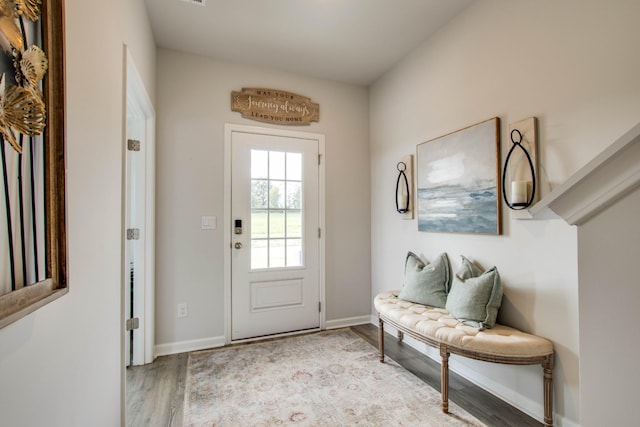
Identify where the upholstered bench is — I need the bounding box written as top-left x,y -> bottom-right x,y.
375,291 -> 554,427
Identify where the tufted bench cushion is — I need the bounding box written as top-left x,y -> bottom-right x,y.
375,291 -> 553,358
375,291 -> 554,426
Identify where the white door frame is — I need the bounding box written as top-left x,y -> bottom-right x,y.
123,46 -> 156,365
224,123 -> 325,344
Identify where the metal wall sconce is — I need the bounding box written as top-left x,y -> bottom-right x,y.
395,155 -> 414,219
396,161 -> 410,213
502,117 -> 538,210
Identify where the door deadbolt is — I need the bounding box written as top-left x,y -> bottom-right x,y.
234,242 -> 242,249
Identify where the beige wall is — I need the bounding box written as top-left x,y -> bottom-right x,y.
0,1 -> 155,425
155,49 -> 371,349
1,1 -> 638,425
370,0 -> 640,425
578,186 -> 640,426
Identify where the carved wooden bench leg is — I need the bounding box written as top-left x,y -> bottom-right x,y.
397,330 -> 404,342
543,355 -> 554,426
440,344 -> 450,413
378,315 -> 385,363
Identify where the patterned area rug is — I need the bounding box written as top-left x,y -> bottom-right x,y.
183,328 -> 485,426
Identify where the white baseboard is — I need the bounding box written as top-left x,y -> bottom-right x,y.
154,316 -> 369,357
154,335 -> 226,357
325,315 -> 371,330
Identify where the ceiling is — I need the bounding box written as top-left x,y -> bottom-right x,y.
144,0 -> 473,86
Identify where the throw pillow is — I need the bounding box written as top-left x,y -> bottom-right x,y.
445,256 -> 503,329
398,252 -> 451,308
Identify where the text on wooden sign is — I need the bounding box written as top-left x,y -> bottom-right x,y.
231,88 -> 320,125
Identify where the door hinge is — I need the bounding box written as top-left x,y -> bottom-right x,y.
126,317 -> 140,331
127,228 -> 140,240
318,154 -> 322,165
318,302 -> 322,313
318,228 -> 321,238
127,139 -> 141,152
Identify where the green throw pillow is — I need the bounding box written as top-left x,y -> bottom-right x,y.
397,252 -> 451,308
445,256 -> 503,330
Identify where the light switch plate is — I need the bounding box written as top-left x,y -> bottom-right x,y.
201,215 -> 216,230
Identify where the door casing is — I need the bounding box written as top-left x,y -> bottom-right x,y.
224,123 -> 325,344
123,46 -> 156,367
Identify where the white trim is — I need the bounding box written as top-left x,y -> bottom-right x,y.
224,125 -> 232,344
529,121 -> 640,225
154,336 -> 226,357
325,315 -> 371,330
318,137 -> 326,331
223,123 -> 326,345
124,47 -> 156,366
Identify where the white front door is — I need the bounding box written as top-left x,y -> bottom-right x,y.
230,127 -> 323,341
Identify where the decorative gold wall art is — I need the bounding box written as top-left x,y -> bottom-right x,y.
0,0 -> 48,153
0,0 -> 67,329
231,88 -> 319,125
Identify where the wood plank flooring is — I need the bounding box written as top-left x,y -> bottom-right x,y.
126,324 -> 542,426
126,352 -> 188,427
350,324 -> 542,427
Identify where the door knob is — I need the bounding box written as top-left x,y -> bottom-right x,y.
234,242 -> 242,249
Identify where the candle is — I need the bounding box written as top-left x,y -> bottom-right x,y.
511,180 -> 528,204
397,193 -> 408,211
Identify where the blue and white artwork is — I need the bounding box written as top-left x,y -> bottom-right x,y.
417,118 -> 501,234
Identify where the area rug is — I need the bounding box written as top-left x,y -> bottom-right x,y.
183,328 -> 485,426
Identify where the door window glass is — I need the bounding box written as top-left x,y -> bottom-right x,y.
250,150 -> 304,269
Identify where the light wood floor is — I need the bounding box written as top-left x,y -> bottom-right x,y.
126,351 -> 188,427
126,324 -> 542,426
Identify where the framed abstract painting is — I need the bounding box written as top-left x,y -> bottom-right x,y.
416,118 -> 501,235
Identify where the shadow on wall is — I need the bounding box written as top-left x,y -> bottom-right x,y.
500,285 -> 579,423
499,286 -> 536,331
551,340 -> 580,426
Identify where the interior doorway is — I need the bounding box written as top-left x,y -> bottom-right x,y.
123,47 -> 156,367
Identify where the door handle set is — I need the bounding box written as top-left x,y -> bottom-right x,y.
234,218 -> 243,249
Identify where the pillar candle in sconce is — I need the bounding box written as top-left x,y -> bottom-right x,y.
511,180 -> 529,205
395,161 -> 410,213
502,118 -> 538,211
395,155 -> 414,219
397,190 -> 408,211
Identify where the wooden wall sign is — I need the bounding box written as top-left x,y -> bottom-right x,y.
231,88 -> 319,125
